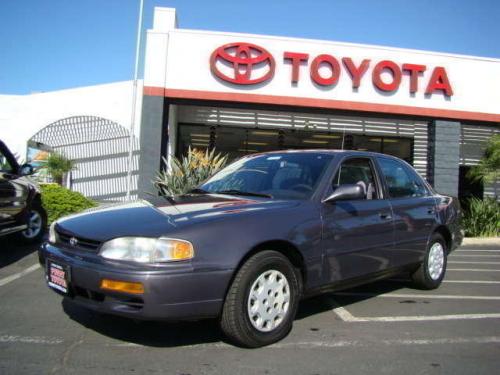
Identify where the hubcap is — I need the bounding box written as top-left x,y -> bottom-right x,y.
247,270 -> 290,332
427,242 -> 445,280
22,210 -> 42,239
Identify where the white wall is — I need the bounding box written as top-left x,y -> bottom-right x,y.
0,80 -> 143,158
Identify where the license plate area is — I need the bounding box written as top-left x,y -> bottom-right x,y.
47,260 -> 70,295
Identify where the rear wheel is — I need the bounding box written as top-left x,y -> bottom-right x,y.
16,202 -> 47,244
411,233 -> 447,290
220,250 -> 301,348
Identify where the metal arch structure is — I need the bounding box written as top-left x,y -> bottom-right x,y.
30,116 -> 139,202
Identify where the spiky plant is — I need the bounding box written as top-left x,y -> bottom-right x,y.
462,197 -> 500,237
154,147 -> 228,196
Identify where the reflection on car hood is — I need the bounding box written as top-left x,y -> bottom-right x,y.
55,195 -> 299,242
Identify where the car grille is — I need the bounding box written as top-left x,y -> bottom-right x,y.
56,230 -> 102,252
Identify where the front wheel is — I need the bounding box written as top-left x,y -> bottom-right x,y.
411,233 -> 447,290
16,202 -> 47,244
220,250 -> 301,348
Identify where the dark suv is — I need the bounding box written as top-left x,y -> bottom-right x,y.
0,140 -> 47,243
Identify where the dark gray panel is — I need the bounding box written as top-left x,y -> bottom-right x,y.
428,120 -> 460,197
138,95 -> 166,199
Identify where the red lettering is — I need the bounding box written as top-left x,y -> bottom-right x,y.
310,54 -> 341,86
372,60 -> 401,92
402,64 -> 426,94
284,52 -> 309,83
342,58 -> 370,88
425,66 -> 454,96
51,268 -> 64,278
51,276 -> 66,288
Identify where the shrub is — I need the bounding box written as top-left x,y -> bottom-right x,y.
462,197 -> 500,237
154,147 -> 228,196
41,184 -> 97,224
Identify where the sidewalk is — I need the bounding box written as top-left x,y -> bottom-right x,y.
462,237 -> 500,246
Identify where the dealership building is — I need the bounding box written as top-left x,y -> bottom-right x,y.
2,7 -> 499,201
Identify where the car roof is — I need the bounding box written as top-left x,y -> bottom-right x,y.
247,149 -> 397,159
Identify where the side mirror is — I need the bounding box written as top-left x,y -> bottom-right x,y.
19,163 -> 34,176
323,184 -> 365,203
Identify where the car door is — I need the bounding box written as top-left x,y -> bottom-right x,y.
321,156 -> 395,282
0,144 -> 28,230
375,156 -> 437,267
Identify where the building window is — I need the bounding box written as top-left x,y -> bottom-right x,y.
177,123 -> 412,163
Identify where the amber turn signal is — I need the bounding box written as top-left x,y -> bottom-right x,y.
170,240 -> 194,260
100,279 -> 145,294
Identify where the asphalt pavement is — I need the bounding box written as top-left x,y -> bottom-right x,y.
1,237 -> 499,375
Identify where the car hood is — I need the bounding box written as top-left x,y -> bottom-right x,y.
55,195 -> 300,242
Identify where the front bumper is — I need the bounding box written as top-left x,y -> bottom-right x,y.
39,243 -> 233,321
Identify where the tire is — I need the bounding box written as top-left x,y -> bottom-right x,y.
220,250 -> 301,348
16,202 -> 47,244
411,233 -> 447,290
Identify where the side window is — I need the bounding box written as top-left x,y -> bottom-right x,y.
0,149 -> 13,173
378,158 -> 427,198
333,158 -> 378,199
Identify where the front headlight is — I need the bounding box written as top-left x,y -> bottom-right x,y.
48,222 -> 57,243
99,237 -> 194,263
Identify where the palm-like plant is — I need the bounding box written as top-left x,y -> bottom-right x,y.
47,152 -> 75,186
467,135 -> 500,192
154,147 -> 228,196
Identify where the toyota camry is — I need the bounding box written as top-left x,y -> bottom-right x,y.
39,150 -> 462,347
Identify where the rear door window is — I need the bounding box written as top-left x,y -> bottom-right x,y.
378,157 -> 428,198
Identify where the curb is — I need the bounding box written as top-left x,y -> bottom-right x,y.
462,237 -> 500,246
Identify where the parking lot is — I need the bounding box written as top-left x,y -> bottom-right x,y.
1,239 -> 499,375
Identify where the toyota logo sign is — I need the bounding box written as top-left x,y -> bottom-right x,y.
210,42 -> 275,85
208,41 -> 454,97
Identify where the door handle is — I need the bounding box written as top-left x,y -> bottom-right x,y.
427,208 -> 436,215
379,213 -> 392,220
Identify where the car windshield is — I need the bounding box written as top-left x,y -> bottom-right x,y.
199,152 -> 334,200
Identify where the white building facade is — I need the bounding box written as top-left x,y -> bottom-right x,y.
138,7 -> 500,200
1,7 -> 499,201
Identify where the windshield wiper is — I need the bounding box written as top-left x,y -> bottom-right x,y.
188,188 -> 210,194
214,189 -> 272,198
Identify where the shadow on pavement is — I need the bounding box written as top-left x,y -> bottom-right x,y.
61,278 -> 411,348
297,277 -> 413,317
0,237 -> 41,269
62,299 -> 224,348
330,277 -> 416,308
